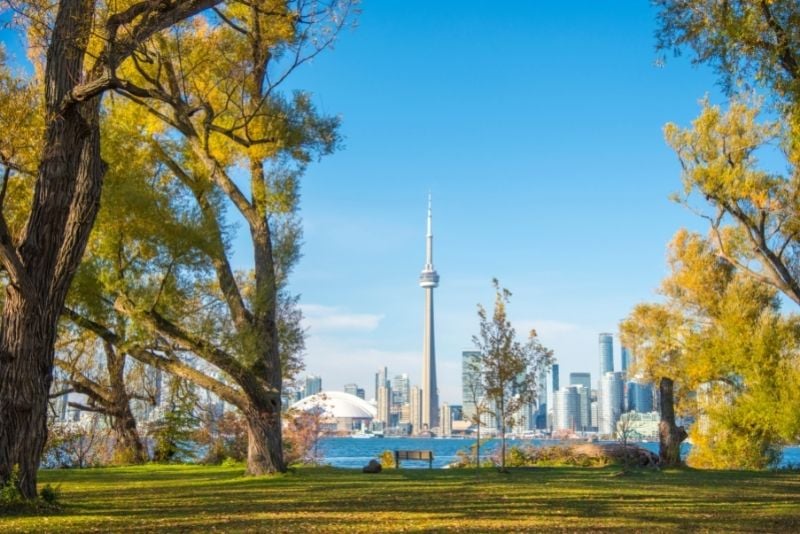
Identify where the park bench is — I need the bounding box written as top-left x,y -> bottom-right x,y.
394,449 -> 434,469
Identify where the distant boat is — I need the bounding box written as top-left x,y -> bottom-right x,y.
352,430 -> 383,439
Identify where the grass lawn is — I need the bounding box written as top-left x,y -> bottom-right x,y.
1,464 -> 799,532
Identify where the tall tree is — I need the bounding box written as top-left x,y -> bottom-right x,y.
472,279 -> 553,472
657,1 -> 800,307
95,0 -> 353,474
0,0 -> 226,498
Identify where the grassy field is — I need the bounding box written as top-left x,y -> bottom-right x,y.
1,464 -> 799,532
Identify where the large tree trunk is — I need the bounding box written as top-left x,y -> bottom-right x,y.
244,399 -> 284,475
658,377 -> 687,468
107,344 -> 146,464
0,0 -> 104,498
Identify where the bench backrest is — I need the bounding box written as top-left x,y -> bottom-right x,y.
395,450 -> 433,461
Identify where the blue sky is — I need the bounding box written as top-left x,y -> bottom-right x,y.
265,1 -> 723,404
1,2 -> 725,405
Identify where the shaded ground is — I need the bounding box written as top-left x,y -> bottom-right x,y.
2,464 -> 799,532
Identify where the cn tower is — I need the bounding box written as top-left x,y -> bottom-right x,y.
419,194 -> 440,430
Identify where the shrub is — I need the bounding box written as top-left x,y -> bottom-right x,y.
39,484 -> 60,505
0,466 -> 25,508
379,450 -> 396,469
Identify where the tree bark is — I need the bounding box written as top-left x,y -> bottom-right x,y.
658,377 -> 687,468
244,398 -> 284,475
106,343 -> 146,464
0,0 -> 104,498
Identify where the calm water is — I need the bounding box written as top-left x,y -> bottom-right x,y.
318,437 -> 800,469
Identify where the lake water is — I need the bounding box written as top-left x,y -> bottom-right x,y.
317,437 -> 800,469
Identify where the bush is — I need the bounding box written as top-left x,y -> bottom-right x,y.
379,450 -> 396,469
39,484 -> 60,505
0,466 -> 25,508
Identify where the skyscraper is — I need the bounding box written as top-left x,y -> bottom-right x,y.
375,367 -> 388,401
419,195 -> 440,430
554,386 -> 581,431
599,334 -> 614,375
551,362 -> 560,393
600,371 -> 625,436
304,375 -> 322,398
409,385 -> 422,434
621,346 -> 631,374
569,372 -> 591,390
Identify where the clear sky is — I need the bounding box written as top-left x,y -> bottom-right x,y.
268,1 -> 723,404
0,2 -> 724,405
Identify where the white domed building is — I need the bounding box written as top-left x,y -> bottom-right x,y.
290,391 -> 377,433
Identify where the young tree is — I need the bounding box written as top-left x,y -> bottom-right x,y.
0,0 -> 228,498
463,352 -> 491,476
472,279 -> 553,472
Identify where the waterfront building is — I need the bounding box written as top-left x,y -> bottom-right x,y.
461,350 -> 481,422
419,195 -> 440,430
554,386 -> 581,431
440,403 -> 453,436
304,375 -> 322,398
535,367 -> 548,429
409,385 -> 422,434
392,373 -> 410,407
600,371 -> 625,436
450,404 -> 463,422
377,384 -> 392,428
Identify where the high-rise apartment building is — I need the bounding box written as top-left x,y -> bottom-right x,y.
409,385 -> 422,434
554,386 -> 581,431
600,371 -> 625,436
392,373 -> 410,407
419,195 -> 440,430
344,383 -> 359,397
440,403 -> 452,436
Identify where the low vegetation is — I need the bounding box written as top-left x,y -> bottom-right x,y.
2,465 -> 799,532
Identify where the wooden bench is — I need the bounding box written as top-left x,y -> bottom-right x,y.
394,449 -> 434,469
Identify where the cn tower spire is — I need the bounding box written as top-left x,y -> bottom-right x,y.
419,193 -> 439,432
425,192 -> 434,268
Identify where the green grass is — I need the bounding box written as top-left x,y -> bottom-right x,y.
1,464 -> 799,532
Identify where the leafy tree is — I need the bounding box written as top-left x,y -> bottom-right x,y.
101,0 -> 352,475
622,230 -> 800,468
0,0 -> 229,498
472,279 -> 553,472
656,0 -> 800,106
